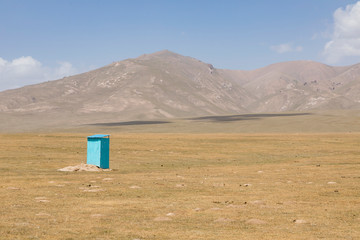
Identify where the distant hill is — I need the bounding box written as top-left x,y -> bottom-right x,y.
1,50 -> 360,131
220,60 -> 360,112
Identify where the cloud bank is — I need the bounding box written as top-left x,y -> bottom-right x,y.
0,56 -> 77,91
324,1 -> 360,64
270,43 -> 303,54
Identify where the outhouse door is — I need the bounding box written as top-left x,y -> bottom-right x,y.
87,134 -> 110,168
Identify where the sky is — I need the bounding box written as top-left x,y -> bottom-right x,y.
1,0 -> 360,91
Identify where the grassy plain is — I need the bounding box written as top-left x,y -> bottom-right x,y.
1,129 -> 359,239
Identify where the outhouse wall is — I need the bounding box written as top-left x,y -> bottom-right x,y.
87,134 -> 110,169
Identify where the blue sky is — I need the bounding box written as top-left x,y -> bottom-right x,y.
1,0 -> 360,90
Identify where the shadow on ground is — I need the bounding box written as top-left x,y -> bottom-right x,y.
188,113 -> 312,122
88,120 -> 171,126
87,113 -> 312,126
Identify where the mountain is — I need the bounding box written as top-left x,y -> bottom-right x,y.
0,50 -> 252,120
220,60 -> 360,112
0,50 -> 360,130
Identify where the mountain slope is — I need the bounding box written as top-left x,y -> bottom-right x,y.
0,50 -> 360,130
0,50 -> 252,120
221,60 -> 359,112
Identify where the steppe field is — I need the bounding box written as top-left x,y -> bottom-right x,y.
1,112 -> 360,240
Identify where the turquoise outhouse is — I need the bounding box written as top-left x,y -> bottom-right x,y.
87,134 -> 110,169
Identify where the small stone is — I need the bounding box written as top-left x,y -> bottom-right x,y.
129,185 -> 141,189
327,182 -> 337,184
293,219 -> 307,224
36,212 -> 51,216
83,189 -> 104,192
175,184 -> 186,188
249,200 -> 265,205
153,217 -> 172,222
102,178 -> 113,181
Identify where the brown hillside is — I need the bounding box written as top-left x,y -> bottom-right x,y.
0,50 -> 359,131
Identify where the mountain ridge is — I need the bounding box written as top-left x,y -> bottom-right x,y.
1,50 -> 360,130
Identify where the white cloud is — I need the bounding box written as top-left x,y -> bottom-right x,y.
54,62 -> 75,77
270,43 -> 303,54
324,1 -> 360,64
0,56 -> 78,91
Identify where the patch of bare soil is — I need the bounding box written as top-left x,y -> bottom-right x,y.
57,163 -> 111,172
153,217 -> 172,222
246,219 -> 267,225
35,197 -> 50,203
293,219 -> 307,224
214,218 -> 235,223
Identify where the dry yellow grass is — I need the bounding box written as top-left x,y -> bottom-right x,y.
1,133 -> 359,239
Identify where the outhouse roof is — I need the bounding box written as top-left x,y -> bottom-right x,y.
88,134 -> 110,138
